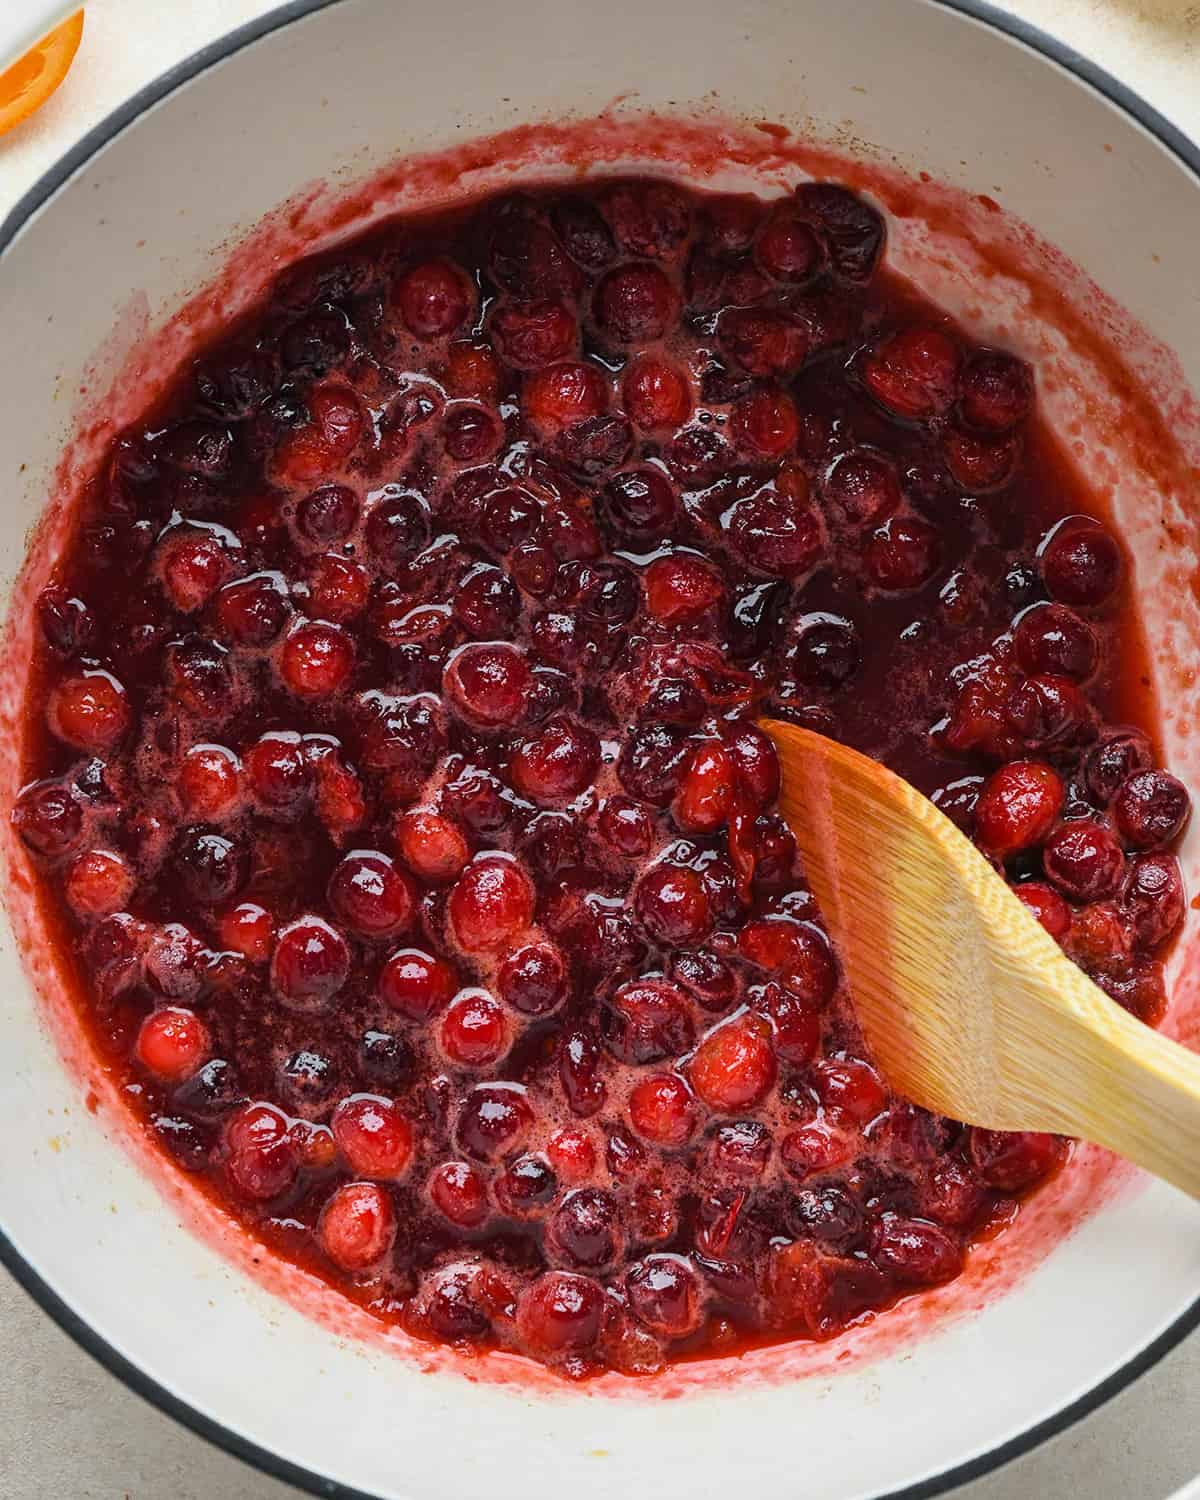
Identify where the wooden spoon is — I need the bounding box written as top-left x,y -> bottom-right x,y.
762,718 -> 1200,1198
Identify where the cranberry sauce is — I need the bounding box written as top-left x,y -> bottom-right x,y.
13,178 -> 1189,1378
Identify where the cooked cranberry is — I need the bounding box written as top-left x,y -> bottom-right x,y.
718,308 -> 808,377
522,361 -> 608,436
442,403 -> 502,463
364,491 -> 429,565
274,383 -> 364,482
642,554 -> 724,627
179,745 -> 241,820
510,718 -> 600,803
788,1185 -> 862,1250
173,827 -> 248,905
498,942 -> 568,1015
1014,603 -> 1098,681
1040,519 -> 1122,607
327,851 -> 414,938
973,760 -> 1064,856
195,343 -> 276,418
394,808 -> 469,884
379,948 -> 458,1021
603,468 -> 677,538
794,183 -> 884,283
495,1154 -> 557,1218
396,258 -> 474,338
455,1083 -> 534,1161
1112,769 -> 1190,849
552,195 -> 616,268
864,514 -> 940,590
941,427 -> 1019,492
872,1214 -> 963,1285
728,490 -> 824,577
295,483 -> 359,546
753,208 -> 822,282
64,848 -> 134,918
861,326 -> 959,422
1084,730 -> 1153,806
444,340 -> 500,400
440,990 -> 508,1067
559,1026 -> 607,1116
812,1057 -> 887,1124
308,555 -> 370,622
602,980 -> 694,1065
243,732 -> 311,817
958,349 -> 1034,433
319,1181 -> 396,1272
690,1014 -> 777,1111
136,1006 -> 211,1081
47,671 -> 130,753
1013,881 -> 1071,939
731,388 -> 800,460
157,531 -> 233,614
1122,851 -> 1185,948
518,1271 -> 604,1353
429,1160 -> 489,1227
635,864 -> 713,946
670,742 -> 735,835
332,1094 -> 414,1177
490,298 -> 576,369
618,723 -> 690,805
760,986 -> 819,1064
448,856 -> 535,953
270,915 -> 349,1009
489,209 -> 579,298
1042,819 -> 1125,901
821,448 -> 901,532
549,1187 -> 621,1270
279,621 -> 354,699
787,613 -> 861,692
12,780 -> 83,858
724,723 -> 781,808
603,182 -> 690,260
224,1102 -> 298,1202
969,1128 -> 1065,1191
165,638 -> 232,718
452,568 -> 520,639
622,357 -> 691,431
37,586 -> 95,656
779,1121 -> 853,1179
628,1074 -> 698,1148
594,262 -> 677,345
444,642 -> 532,728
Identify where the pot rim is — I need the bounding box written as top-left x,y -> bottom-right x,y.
0,1 -> 1197,1496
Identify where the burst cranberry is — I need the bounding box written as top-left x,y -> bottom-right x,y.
1043,820 -> 1126,901
1085,731 -> 1153,805
178,744 -> 241,820
135,1006 -> 211,1081
1040,519 -> 1122,607
690,1014 -> 777,1111
445,341 -> 500,399
1013,882 -> 1071,939
725,723 -> 781,808
331,1094 -> 414,1178
448,856 -> 535,953
635,864 -> 713,946
328,851 -> 414,937
969,1128 -> 1065,1191
821,447 -> 901,531
453,568 -> 520,637
959,349 -> 1034,432
973,760 -> 1064,856
270,915 -> 350,1009
12,780 -> 83,858
559,1027 -> 607,1116
318,1181 -> 396,1272
47,671 -> 130,753
671,742 -> 736,835
443,642 -> 532,728
518,1271 -> 604,1353
455,1083 -> 534,1161
728,492 -> 823,576
864,514 -> 940,590
396,258 -> 474,338
1112,769 -> 1190,849
788,1185 -> 863,1250
549,1187 -> 621,1270
440,990 -> 509,1067
603,182 -> 690,259
628,1074 -> 698,1148
872,1214 -> 963,1285
165,638 -> 232,718
428,1160 -> 488,1228
37,585 -> 94,655
510,718 -> 600,803
498,942 -> 568,1015
602,979 -> 694,1065
308,554 -> 370,622
1122,852 -> 1185,948
942,427 -> 1020,491
621,356 -> 691,431
295,483 -> 359,546
780,1121 -> 853,1179
217,902 -> 275,963
794,182 -> 885,283
172,827 -> 248,906
718,308 -> 808,376
394,808 -> 469,884
603,467 -> 677,537
598,796 -> 654,858
275,384 -> 364,482
522,361 -> 607,436
861,326 -> 959,421
732,388 -> 800,460
490,298 -> 576,369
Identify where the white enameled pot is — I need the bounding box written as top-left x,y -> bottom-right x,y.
1,3 -> 1199,1497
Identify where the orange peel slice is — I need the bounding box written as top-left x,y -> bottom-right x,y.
0,9 -> 84,138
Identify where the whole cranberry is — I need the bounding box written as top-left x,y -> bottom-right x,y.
788,613 -> 861,691
863,514 -> 941,591
1122,851 -> 1186,948
214,573 -> 291,646
732,388 -> 801,460
429,1160 -> 489,1228
12,780 -> 83,858
755,210 -> 822,282
452,567 -> 521,638
821,447 -> 902,532
812,1056 -> 887,1124
328,850 -> 415,937
65,848 -> 135,919
496,1154 -> 558,1217
510,718 -> 600,803
395,257 -> 474,338
973,760 -> 1064,857
793,182 -> 885,283
173,827 -> 249,906
394,808 -> 470,885
445,341 -> 501,400
448,855 -> 535,953
643,554 -> 725,626
629,1073 -> 699,1148
958,349 -> 1034,432
626,1255 -> 701,1337
136,1006 -> 211,1082
689,1014 -> 777,1112
522,360 -> 608,436
672,741 -> 735,834
517,1271 -> 604,1353
1013,881 -> 1072,939
603,181 -> 691,260
498,942 -> 569,1015
332,1094 -> 415,1178
717,308 -> 808,377
1042,820 -> 1126,901
443,642 -> 532,729
603,468 -> 677,538
308,554 -> 370,622
225,1103 -> 298,1202
295,483 -> 360,547
440,990 -> 509,1067
969,1127 -> 1065,1191
635,864 -> 713,946
318,1181 -> 396,1273
490,298 -> 577,369
1084,730 -> 1153,806
379,948 -> 458,1020
47,670 -> 130,753
365,492 -> 429,565
1112,769 -> 1191,849
727,493 -> 824,577
279,621 -> 355,699
622,357 -> 691,431
726,722 -> 782,807
1014,603 -> 1098,681
549,1187 -> 622,1269
941,427 -> 1020,492
872,1214 -> 963,1285
737,918 -> 837,1006
1040,519 -> 1122,608
454,1082 -> 534,1162
270,915 -> 350,1009
243,731 -> 311,817
594,262 -> 677,344
860,326 -> 959,422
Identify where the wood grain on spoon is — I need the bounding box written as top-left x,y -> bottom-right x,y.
763,718 -> 1200,1199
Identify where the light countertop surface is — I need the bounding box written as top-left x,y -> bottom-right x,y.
0,2 -> 1196,1496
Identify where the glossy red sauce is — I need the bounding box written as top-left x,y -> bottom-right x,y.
10,175 -> 1189,1380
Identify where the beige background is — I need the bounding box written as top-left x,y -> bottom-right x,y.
0,1 -> 1197,1495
